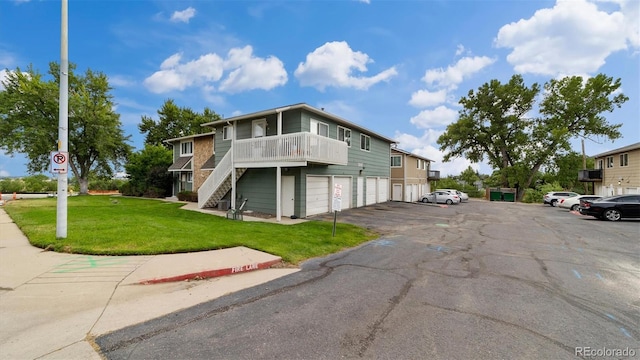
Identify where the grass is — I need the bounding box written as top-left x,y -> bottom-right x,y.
3,196 -> 379,265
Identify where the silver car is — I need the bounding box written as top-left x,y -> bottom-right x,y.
437,189 -> 469,202
420,191 -> 461,205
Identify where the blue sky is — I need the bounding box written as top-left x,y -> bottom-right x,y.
1,0 -> 638,178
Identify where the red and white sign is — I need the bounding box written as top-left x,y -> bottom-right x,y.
51,151 -> 68,174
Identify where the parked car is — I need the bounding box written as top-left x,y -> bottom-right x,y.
420,191 -> 460,205
559,195 -> 602,211
543,191 -> 580,207
578,195 -> 640,221
436,189 -> 469,202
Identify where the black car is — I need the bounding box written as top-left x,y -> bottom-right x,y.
579,195 -> 640,221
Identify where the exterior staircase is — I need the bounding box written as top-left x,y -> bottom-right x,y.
198,150 -> 246,209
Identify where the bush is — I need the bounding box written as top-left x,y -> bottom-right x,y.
177,191 -> 198,202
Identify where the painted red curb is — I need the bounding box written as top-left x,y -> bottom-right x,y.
138,258 -> 283,285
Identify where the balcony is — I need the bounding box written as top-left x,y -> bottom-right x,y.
234,132 -> 348,167
578,169 -> 603,182
428,170 -> 440,180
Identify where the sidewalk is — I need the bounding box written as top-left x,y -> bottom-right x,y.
0,207 -> 299,359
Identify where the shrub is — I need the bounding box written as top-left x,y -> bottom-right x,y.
177,191 -> 198,202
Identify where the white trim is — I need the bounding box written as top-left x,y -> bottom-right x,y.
180,141 -> 193,156
337,125 -> 352,147
252,119 -> 267,138
360,134 -> 371,151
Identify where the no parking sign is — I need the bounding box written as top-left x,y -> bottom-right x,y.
51,151 -> 68,174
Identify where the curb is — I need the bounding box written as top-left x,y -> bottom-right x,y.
138,258 -> 283,285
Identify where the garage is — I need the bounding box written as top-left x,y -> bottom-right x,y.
306,176 -> 330,216
366,178 -> 377,205
377,178 -> 389,203
333,176 -> 352,210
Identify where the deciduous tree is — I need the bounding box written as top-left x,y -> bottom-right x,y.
139,99 -> 221,148
437,74 -> 625,200
0,62 -> 132,194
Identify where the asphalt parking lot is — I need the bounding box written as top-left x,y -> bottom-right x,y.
98,199 -> 640,359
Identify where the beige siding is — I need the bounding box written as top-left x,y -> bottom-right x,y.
193,135 -> 214,191
390,149 -> 429,201
594,147 -> 640,195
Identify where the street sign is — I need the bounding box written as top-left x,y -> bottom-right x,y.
332,183 -> 342,212
51,151 -> 68,174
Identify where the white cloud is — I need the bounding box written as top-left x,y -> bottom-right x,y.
455,44 -> 466,56
495,0 -> 639,76
409,106 -> 458,129
393,130 -> 482,177
294,41 -> 398,91
423,56 -> 496,89
409,89 -> 448,108
109,75 -> 136,88
170,7 -> 196,23
0,69 -> 8,90
144,46 -> 287,94
219,46 -> 288,93
144,52 -> 224,93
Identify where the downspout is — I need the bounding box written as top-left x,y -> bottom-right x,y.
403,154 -> 407,202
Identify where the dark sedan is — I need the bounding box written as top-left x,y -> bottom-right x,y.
579,195 -> 640,221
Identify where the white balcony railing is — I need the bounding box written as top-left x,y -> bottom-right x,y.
234,132 -> 348,166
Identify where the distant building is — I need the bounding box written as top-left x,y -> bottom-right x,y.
579,142 -> 640,196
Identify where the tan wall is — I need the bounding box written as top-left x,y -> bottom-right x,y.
193,136 -> 214,191
595,147 -> 640,195
390,151 -> 429,201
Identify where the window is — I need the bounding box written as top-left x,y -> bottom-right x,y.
391,155 -> 402,167
180,141 -> 193,156
310,119 -> 329,137
619,153 -> 628,167
597,159 -> 603,169
417,159 -> 421,169
252,119 -> 267,138
338,126 -> 351,146
223,126 -> 231,140
187,172 -> 193,183
606,156 -> 614,168
360,134 -> 371,151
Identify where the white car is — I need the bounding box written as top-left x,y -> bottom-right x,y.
436,189 -> 469,202
420,191 -> 461,205
558,195 -> 601,211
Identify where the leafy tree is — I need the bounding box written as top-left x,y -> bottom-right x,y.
438,74 -> 626,200
123,144 -> 173,197
139,99 -> 221,148
0,63 -> 132,194
459,166 -> 480,186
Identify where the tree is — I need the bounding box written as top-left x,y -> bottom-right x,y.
0,62 -> 132,194
437,74 -> 626,200
459,166 -> 480,186
139,99 -> 221,148
122,144 -> 173,198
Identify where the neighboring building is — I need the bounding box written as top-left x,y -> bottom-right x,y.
165,132 -> 215,197
579,142 -> 640,196
390,148 -> 435,202
197,103 -> 397,221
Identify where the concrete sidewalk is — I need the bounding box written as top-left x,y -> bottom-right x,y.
0,207 -> 299,359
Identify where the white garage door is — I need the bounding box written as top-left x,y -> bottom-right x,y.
306,176 -> 330,216
392,184 -> 403,201
366,178 -> 377,205
377,178 -> 389,203
333,176 -> 352,210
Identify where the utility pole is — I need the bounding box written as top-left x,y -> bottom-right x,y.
56,0 -> 68,238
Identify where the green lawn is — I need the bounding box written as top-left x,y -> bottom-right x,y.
3,196 -> 378,264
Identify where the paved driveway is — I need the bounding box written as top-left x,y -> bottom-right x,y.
97,200 -> 640,359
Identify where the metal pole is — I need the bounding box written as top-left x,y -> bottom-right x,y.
56,0 -> 68,239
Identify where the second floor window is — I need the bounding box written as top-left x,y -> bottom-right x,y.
223,126 -> 231,140
360,134 -> 371,151
619,153 -> 628,167
180,141 -> 193,156
597,159 -> 603,169
606,156 -> 614,168
338,126 -> 351,146
391,155 -> 401,167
